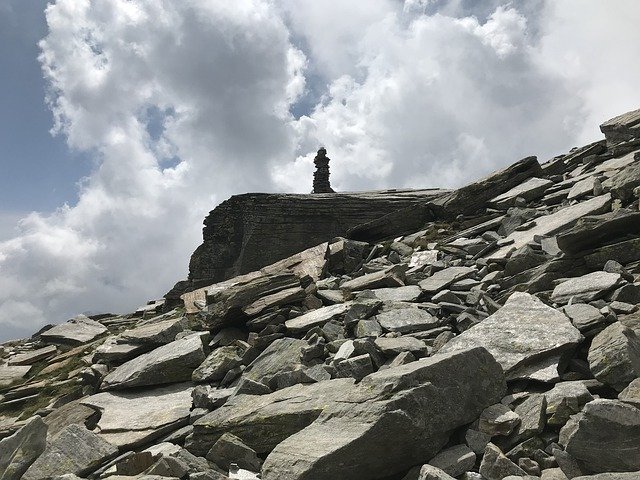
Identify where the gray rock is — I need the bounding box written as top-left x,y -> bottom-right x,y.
562,304 -> 606,333
101,334 -> 205,390
340,265 -> 406,292
510,393 -> 546,440
0,416 -> 47,480
440,292 -> 583,381
545,381 -> 593,426
118,316 -> 186,346
371,285 -> 422,302
43,400 -> 99,441
242,337 -> 307,387
22,424 -> 118,479
401,464 -> 456,480
376,307 -> 440,334
428,444 -> 476,477
479,443 -> 527,480
619,378 -> 640,408
604,158 -> 640,203
243,286 -> 306,317
610,301 -> 637,314
355,319 -> 383,337
284,303 -> 351,333
419,267 -> 476,294
193,344 -> 248,382
478,404 -> 521,437
610,283 -> 640,304
81,383 -> 193,448
600,107 -> 640,146
0,365 -> 30,388
551,272 -> 623,304
374,336 -> 430,357
334,353 -> 374,381
588,321 -> 640,391
490,177 -> 554,208
260,347 -> 505,480
563,399 -> 640,473
7,346 -> 57,366
541,468 -> 570,480
574,473 -> 640,480
567,177 -> 601,201
40,315 -> 108,346
192,386 -> 235,409
206,433 -> 262,471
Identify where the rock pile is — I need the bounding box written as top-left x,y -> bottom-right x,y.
312,147 -> 334,194
2,107 -> 640,479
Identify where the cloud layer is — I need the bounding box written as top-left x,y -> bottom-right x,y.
1,0 -> 640,340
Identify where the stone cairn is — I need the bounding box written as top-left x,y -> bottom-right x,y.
312,147 -> 335,193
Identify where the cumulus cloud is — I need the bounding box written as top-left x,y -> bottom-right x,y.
1,0 -> 640,340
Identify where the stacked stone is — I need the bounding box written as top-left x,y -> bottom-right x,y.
312,147 -> 334,193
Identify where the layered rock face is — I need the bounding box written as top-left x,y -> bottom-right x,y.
2,107 -> 640,479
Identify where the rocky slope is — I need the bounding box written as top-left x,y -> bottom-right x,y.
2,108 -> 640,480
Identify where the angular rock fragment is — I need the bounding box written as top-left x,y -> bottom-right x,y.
545,381 -> 593,426
588,321 -> 640,391
562,304 -> 606,333
340,265 -> 406,292
402,464 -> 456,480
7,345 -> 57,366
419,267 -> 476,294
284,303 -> 351,333
0,365 -> 30,388
0,416 -> 47,480
551,272 -> 623,304
428,444 -> 476,478
562,399 -> 640,473
478,404 -> 521,436
370,285 -> 422,302
193,344 -> 249,383
101,335 -> 205,390
600,107 -> 640,146
117,316 -> 187,346
490,177 -> 554,208
440,292 -> 583,381
22,424 -> 118,479
40,315 -> 108,346
260,347 -> 505,480
479,443 -> 527,480
376,307 -> 440,334
81,383 -> 193,448
206,433 -> 262,472
374,336 -> 430,357
242,337 -> 307,387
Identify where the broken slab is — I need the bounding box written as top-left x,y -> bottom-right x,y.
0,365 -> 30,388
340,265 -> 406,292
260,347 -> 505,480
440,292 -> 583,381
588,321 -> 640,391
419,267 -> 476,294
376,307 -> 440,334
40,315 -> 108,346
600,107 -> 640,147
0,416 -> 47,480
81,383 -> 193,448
551,272 -> 622,304
101,335 -> 206,390
117,317 -> 187,346
285,303 -> 351,334
488,194 -> 612,259
489,177 -> 554,208
7,345 -> 57,366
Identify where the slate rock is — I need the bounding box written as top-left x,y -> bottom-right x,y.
7,346 -> 57,366
419,267 -> 476,294
193,344 -> 248,383
285,303 -> 351,333
242,337 -> 307,387
43,400 -> 99,440
440,292 -> 583,381
0,365 -> 30,388
334,353 -> 374,381
510,393 -> 546,441
0,416 -> 47,480
562,399 -> 640,473
206,433 -> 262,472
604,158 -> 640,202
600,107 -> 640,146
40,315 -> 108,346
22,424 -> 118,480
574,473 -> 640,480
260,347 -> 505,480
619,378 -> 640,408
479,443 -> 527,480
545,381 -> 593,426
340,265 -> 406,292
562,304 -> 606,333
101,335 -> 205,390
478,404 -> 521,437
588,321 -> 640,391
428,444 -> 476,478
490,177 -> 554,208
370,285 -> 422,302
118,317 -> 186,346
376,307 -> 440,334
374,336 -> 430,357
401,464 -> 456,480
355,319 -> 383,338
551,272 -> 622,304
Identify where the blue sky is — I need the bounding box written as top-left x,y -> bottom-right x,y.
0,0 -> 639,342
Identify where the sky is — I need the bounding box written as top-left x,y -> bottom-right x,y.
0,0 -> 639,342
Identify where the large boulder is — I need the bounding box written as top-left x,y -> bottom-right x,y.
562,399 -> 640,473
40,315 -> 108,346
101,334 -> 206,390
588,321 -> 640,391
260,347 -> 505,480
0,416 -> 47,480
440,292 -> 583,381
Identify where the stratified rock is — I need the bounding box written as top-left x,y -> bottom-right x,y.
440,292 -> 583,381
510,393 -> 546,440
260,347 -> 505,480
0,416 -> 47,480
376,307 -> 440,334
206,433 -> 262,471
551,272 -> 622,304
285,303 -> 351,333
81,383 -> 193,448
117,317 -> 187,346
22,424 -> 118,479
604,157 -> 640,202
479,443 -> 527,480
40,315 -> 108,346
588,321 -> 640,391
0,365 -> 30,388
562,304 -> 606,333
7,346 -> 57,366
428,445 -> 476,477
193,344 -> 248,383
101,335 -> 205,390
187,378 -> 356,456
374,336 -> 430,357
340,266 -> 406,292
43,400 -> 99,440
600,107 -> 640,146
419,267 -> 476,294
489,177 -> 554,208
371,285 -> 422,302
562,399 -> 640,473
567,177 -> 601,201
241,338 -> 307,387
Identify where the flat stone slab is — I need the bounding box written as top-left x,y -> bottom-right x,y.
0,365 -> 31,388
588,321 -> 640,391
376,307 -> 440,334
23,424 -> 118,479
117,317 -> 186,346
370,285 -> 422,302
419,267 -> 476,294
285,303 -> 351,333
260,347 -> 505,480
551,272 -> 622,304
40,315 -> 108,345
440,292 -> 583,381
81,383 -> 193,448
340,266 -> 405,292
489,177 -> 554,208
8,346 -> 57,366
488,194 -> 612,259
101,334 -> 206,390
563,304 -> 606,332
0,416 -> 47,480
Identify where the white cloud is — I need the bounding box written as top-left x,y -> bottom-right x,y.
1,0 -> 640,341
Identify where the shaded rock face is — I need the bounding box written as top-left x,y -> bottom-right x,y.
4,107 -> 640,480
